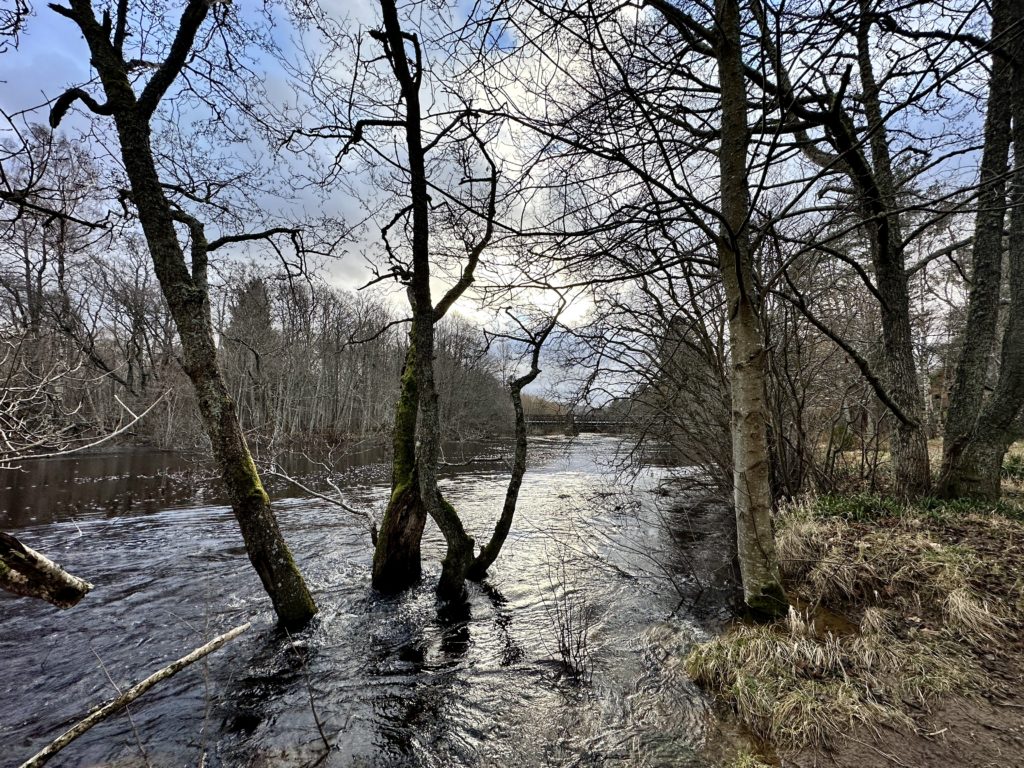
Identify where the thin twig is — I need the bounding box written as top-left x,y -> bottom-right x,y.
89,646 -> 152,768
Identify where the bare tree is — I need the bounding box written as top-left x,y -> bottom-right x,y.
463,0 -> 791,612
0,330 -> 164,607
710,0 -> 786,613
45,0 -> 317,628
469,301 -> 562,579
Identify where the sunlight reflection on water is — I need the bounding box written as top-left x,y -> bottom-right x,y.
1,436 -> 742,767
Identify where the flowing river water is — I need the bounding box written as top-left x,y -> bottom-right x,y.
1,435 -> 746,767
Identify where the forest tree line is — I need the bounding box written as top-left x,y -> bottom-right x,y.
0,136 -> 516,450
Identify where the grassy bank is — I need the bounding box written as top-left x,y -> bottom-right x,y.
690,494 -> 1024,766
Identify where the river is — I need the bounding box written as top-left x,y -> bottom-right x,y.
1,435 -> 744,767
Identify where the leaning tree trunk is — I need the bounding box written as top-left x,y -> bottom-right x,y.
51,0 -> 317,629
118,130 -> 315,630
715,0 -> 787,617
468,316 -> 553,580
0,531 -> 93,608
468,378 -> 530,581
123,138 -> 316,628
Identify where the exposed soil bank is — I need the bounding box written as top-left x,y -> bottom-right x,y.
688,494 -> 1024,768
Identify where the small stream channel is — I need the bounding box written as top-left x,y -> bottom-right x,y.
1,435 -> 745,767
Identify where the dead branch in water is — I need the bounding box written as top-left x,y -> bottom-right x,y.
264,463 -> 379,546
18,622 -> 251,768
0,531 -> 93,607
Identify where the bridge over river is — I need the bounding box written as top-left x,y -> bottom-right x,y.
523,414 -> 630,434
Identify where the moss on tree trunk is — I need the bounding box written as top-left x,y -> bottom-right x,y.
372,348 -> 428,592
51,0 -> 317,629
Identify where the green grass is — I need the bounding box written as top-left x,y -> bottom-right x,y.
721,750 -> 773,768
1003,453 -> 1024,482
812,492 -> 1024,523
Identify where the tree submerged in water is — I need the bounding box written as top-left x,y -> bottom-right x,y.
46,0 -> 318,628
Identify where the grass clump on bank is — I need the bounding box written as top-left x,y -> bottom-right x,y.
723,751 -> 773,768
689,495 -> 1024,759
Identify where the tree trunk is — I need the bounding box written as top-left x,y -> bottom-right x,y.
0,531 -> 93,608
468,317 -> 552,580
372,348 -> 427,591
373,0 -> 475,600
940,0 -> 1018,498
56,0 -> 317,629
118,131 -> 315,629
468,384 -> 529,580
855,1 -> 930,497
941,438 -> 1007,500
878,271 -> 931,497
749,0 -> 928,496
715,0 -> 787,617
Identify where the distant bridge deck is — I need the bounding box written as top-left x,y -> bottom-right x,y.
523,416 -> 630,434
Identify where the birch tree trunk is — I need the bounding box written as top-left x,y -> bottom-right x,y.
715,0 -> 786,617
0,531 -> 93,608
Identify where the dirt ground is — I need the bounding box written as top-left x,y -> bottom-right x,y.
788,693 -> 1024,768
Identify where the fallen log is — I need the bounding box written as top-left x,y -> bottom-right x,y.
18,622 -> 251,768
0,531 -> 93,607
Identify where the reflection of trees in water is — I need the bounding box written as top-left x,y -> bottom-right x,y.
218,444 -> 737,766
478,582 -> 526,668
220,627 -> 317,735
362,601 -> 456,765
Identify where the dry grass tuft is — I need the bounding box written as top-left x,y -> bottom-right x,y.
689,496 -> 1024,759
687,614 -> 969,750
942,587 -> 1005,644
858,606 -> 889,635
722,751 -> 773,768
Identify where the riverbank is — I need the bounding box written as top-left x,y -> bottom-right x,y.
689,494 -> 1024,768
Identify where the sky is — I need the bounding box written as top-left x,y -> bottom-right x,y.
0,0 -> 996,404
0,0 -> 598,334
0,0 -> 591,398
1,0 -> 385,287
